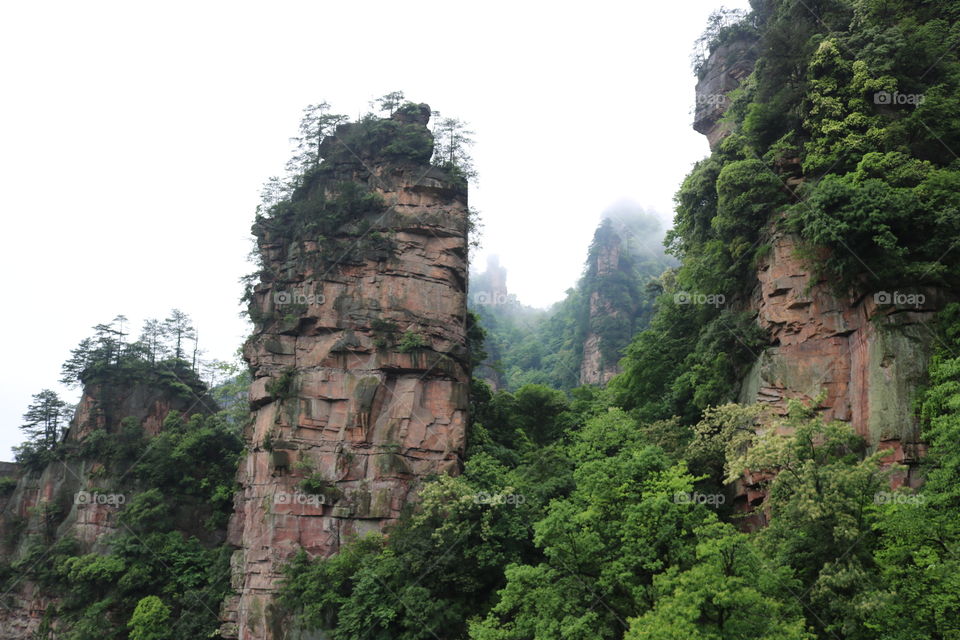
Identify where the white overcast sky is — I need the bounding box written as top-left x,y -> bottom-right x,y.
0,0 -> 750,459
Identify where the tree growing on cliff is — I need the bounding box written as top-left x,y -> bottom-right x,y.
162,309 -> 196,363
371,90 -> 406,115
61,312 -> 207,387
432,115 -> 476,181
19,389 -> 72,450
287,101 -> 347,176
138,318 -> 167,364
690,8 -> 755,77
259,175 -> 289,209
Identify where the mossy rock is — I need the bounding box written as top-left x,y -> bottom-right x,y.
354,376 -> 381,413
376,452 -> 411,476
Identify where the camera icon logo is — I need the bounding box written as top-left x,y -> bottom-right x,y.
874,91 -> 892,105
274,291 -> 293,305
674,291 -> 692,305
874,291 -> 892,305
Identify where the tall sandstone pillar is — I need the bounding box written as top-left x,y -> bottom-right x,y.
222,104 -> 470,638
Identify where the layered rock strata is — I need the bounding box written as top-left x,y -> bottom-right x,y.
222,106 -> 470,639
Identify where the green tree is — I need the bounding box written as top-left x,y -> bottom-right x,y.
626,523 -> 812,640
137,318 -> 167,364
432,116 -> 477,180
18,389 -> 71,451
372,90 -> 406,115
726,402 -> 892,639
161,308 -> 196,363
470,410 -> 717,638
128,595 -> 171,640
862,304 -> 960,639
287,101 -> 347,175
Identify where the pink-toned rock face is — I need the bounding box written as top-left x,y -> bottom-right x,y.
223,113 -> 469,639
735,228 -> 943,512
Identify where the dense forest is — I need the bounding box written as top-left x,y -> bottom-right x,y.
2,0 -> 960,638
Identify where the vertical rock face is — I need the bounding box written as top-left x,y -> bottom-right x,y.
480,255 -> 508,303
223,106 -> 470,639
740,231 -> 939,477
580,238 -> 623,386
693,38 -> 758,149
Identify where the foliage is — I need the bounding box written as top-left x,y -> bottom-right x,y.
611,295 -> 767,425
470,410 -> 719,638
4,381 -> 242,638
727,403 -> 891,638
691,8 -> 758,78
17,389 -> 72,452
128,596 -> 172,640
395,330 -> 426,353
280,383 -> 588,638
861,303 -> 960,639
625,523 -> 812,640
60,312 -> 211,397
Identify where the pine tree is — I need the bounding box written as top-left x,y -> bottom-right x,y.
371,90 -> 406,115
287,102 -> 347,176
138,318 -> 167,364
259,175 -> 289,209
432,116 -> 477,180
20,389 -> 72,451
162,309 -> 196,362
60,337 -> 96,387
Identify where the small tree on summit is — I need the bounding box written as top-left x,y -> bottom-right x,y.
287,101 -> 347,175
162,309 -> 196,362
371,90 -> 406,116
432,115 -> 477,180
138,318 -> 167,364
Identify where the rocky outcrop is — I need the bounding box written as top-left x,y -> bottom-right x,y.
0,380 -> 213,638
693,37 -> 758,149
736,229 -> 941,516
223,106 -> 469,639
